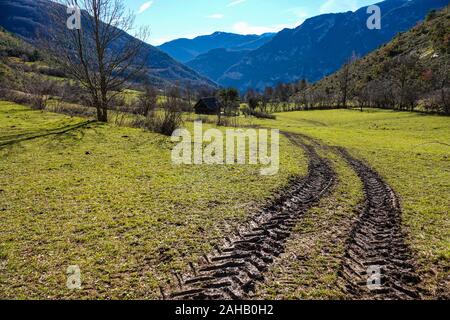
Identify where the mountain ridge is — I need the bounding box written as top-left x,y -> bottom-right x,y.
306,5 -> 450,113
218,0 -> 449,91
158,32 -> 275,63
0,0 -> 216,90
186,48 -> 250,82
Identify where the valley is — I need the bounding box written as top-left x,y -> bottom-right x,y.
0,102 -> 448,299
0,0 -> 448,302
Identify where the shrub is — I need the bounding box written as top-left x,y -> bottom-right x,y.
23,75 -> 57,110
136,85 -> 158,117
139,106 -> 183,136
426,10 -> 438,21
242,106 -> 276,119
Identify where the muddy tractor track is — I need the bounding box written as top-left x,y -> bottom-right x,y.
170,134 -> 336,300
337,148 -> 420,300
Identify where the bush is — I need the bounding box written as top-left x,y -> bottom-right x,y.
137,101 -> 184,136
36,66 -> 66,78
23,75 -> 57,110
426,10 -> 438,21
242,106 -> 276,119
215,116 -> 235,127
49,100 -> 96,118
193,115 -> 216,124
136,85 -> 158,117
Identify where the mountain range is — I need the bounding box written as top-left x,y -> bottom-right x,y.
221,0 -> 449,91
1,0 -> 448,93
0,0 -> 215,90
159,0 -> 449,92
186,48 -> 250,83
158,32 -> 275,63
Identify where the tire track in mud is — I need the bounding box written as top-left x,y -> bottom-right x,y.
170,133 -> 336,300
277,133 -> 421,299
337,148 -> 421,300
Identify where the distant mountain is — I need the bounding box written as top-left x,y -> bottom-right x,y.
0,0 -> 215,90
158,32 -> 275,63
218,0 -> 449,91
186,48 -> 250,82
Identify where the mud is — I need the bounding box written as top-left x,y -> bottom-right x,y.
170,134 -> 336,300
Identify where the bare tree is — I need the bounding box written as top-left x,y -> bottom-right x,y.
261,86 -> 273,113
45,0 -> 150,122
245,88 -> 260,111
338,53 -> 358,109
137,83 -> 158,117
137,85 -> 183,136
184,83 -> 195,112
217,88 -> 240,126
434,58 -> 450,114
355,83 -> 371,112
24,74 -> 57,110
370,79 -> 396,109
274,83 -> 291,111
296,79 -> 308,110
197,86 -> 216,100
388,55 -> 421,111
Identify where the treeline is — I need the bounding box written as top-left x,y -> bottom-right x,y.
243,81 -> 308,115
298,53 -> 450,114
240,53 -> 449,116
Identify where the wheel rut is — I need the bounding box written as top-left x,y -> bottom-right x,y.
337,148 -> 421,300
170,133 -> 336,300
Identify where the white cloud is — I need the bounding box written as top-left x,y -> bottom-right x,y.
151,36 -> 173,46
138,1 -> 153,14
207,13 -> 224,19
227,0 -> 246,8
286,7 -> 309,25
319,0 -> 358,14
287,7 -> 309,19
232,21 -> 296,35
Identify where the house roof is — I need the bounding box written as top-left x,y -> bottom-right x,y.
195,97 -> 222,111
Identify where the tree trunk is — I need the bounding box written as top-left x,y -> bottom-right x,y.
96,106 -> 102,121
99,90 -> 108,122
99,108 -> 108,122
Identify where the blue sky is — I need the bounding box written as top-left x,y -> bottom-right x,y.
127,0 -> 383,45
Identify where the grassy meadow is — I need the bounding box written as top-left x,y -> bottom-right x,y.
0,101 -> 448,299
251,109 -> 450,296
0,101 -> 304,299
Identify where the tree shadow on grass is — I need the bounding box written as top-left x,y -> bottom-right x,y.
0,120 -> 96,149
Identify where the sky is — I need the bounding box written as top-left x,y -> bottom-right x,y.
126,0 -> 383,45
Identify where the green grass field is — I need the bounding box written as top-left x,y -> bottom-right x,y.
252,109 -> 450,296
0,101 -> 448,299
0,101 -> 304,299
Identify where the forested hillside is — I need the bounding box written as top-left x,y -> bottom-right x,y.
302,6 -> 450,114
219,0 -> 448,91
0,0 -> 215,90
